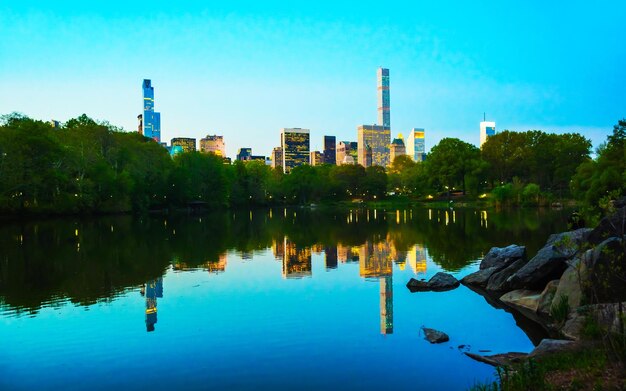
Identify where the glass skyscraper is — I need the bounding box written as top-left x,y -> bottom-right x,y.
406,128 -> 426,162
377,68 -> 390,128
142,79 -> 161,143
357,125 -> 391,167
323,135 -> 336,165
480,120 -> 496,147
281,128 -> 310,173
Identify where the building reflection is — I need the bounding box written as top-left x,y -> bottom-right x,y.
337,244 -> 359,263
207,253 -> 227,274
324,246 -> 338,269
408,244 -> 428,275
359,240 -> 393,335
282,238 -> 312,279
140,278 -> 163,332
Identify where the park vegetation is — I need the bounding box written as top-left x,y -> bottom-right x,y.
0,112 -> 624,215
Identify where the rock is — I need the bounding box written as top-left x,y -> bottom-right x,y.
486,258 -> 527,292
589,302 -> 626,334
407,272 -> 460,292
500,289 -> 542,313
537,280 -> 560,317
461,266 -> 499,288
422,327 -> 449,343
480,245 -> 527,271
552,258 -> 586,313
506,229 -> 591,290
561,311 -> 586,340
528,339 -> 577,358
464,352 -> 527,367
587,206 -> 626,245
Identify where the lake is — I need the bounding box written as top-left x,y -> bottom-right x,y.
0,207 -> 571,390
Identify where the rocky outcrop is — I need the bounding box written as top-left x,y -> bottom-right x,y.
500,289 -> 542,313
537,280 -> 560,317
422,327 -> 449,343
528,339 -> 577,357
480,245 -> 527,270
552,258 -> 586,312
407,272 -> 460,292
461,245 -> 526,290
460,266 -> 499,287
486,258 -> 528,291
464,352 -> 527,367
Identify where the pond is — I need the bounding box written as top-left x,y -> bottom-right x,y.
0,207 -> 571,390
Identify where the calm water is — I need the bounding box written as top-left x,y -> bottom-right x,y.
0,207 -> 570,390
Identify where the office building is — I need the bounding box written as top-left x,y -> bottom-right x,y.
405,128 -> 426,162
237,148 -> 252,161
281,128 -> 310,173
49,120 -> 61,129
310,151 -> 323,166
171,137 -> 196,153
389,135 -> 406,164
336,141 -> 358,165
200,135 -> 225,157
377,68 -> 390,128
323,136 -> 336,165
142,79 -> 161,143
357,125 -> 391,167
271,147 -> 283,169
480,118 -> 496,147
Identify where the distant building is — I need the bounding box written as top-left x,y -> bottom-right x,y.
323,136 -> 336,165
237,148 -> 252,161
136,114 -> 143,134
171,137 -> 196,153
49,120 -> 61,129
357,125 -> 391,167
281,128 -> 310,173
480,118 -> 496,147
336,141 -> 358,165
377,68 -> 391,128
249,155 -> 266,162
200,135 -> 225,157
310,151 -> 323,166
271,147 -> 283,169
142,79 -> 161,143
406,128 -> 426,162
167,145 -> 184,156
363,144 -> 373,167
389,135 -> 406,164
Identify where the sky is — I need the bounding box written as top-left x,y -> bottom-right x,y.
1,1 -> 625,159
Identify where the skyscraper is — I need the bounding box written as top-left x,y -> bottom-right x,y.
480,117 -> 496,147
323,136 -> 336,165
200,135 -> 225,157
390,135 -> 406,164
377,68 -> 390,128
357,125 -> 391,167
336,141 -> 358,165
405,128 -> 426,162
271,147 -> 283,169
171,137 -> 196,153
309,151 -> 323,166
280,128 -> 310,173
142,79 -> 161,143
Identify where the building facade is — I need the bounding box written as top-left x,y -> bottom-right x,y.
142,79 -> 161,143
377,68 -> 390,128
323,135 -> 336,165
480,120 -> 496,147
310,151 -> 323,166
200,135 -> 225,157
336,141 -> 358,165
171,138 -> 196,153
271,147 -> 283,169
281,128 -> 310,173
405,128 -> 426,162
390,136 -> 406,164
237,148 -> 252,161
357,125 -> 391,167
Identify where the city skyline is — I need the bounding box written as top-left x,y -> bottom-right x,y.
1,2 -> 624,158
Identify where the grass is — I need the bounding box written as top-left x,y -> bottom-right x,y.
550,294 -> 570,325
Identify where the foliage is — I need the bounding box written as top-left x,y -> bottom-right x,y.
550,294 -> 570,325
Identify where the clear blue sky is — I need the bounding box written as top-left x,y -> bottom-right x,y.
1,1 -> 624,158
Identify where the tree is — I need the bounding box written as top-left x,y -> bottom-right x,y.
426,138 -> 482,195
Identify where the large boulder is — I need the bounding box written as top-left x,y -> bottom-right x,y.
486,258 -> 527,292
480,245 -> 527,270
552,258 -> 587,313
561,302 -> 626,340
422,327 -> 449,343
537,280 -> 560,317
528,339 -> 577,358
461,266 -> 499,288
585,237 -> 626,303
500,289 -> 542,313
506,229 -> 591,290
587,205 -> 626,245
407,272 -> 460,292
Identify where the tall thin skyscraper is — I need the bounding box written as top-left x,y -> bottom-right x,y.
142,79 -> 161,143
480,116 -> 496,148
377,68 -> 390,128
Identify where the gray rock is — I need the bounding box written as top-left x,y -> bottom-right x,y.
552,258 -> 586,313
461,266 -> 499,288
486,258 -> 527,292
422,327 -> 449,343
561,302 -> 626,340
507,229 -> 591,290
464,352 -> 527,367
500,289 -> 542,313
480,245 -> 527,271
537,280 -> 560,317
407,272 -> 460,292
561,311 -> 586,340
528,339 -> 577,357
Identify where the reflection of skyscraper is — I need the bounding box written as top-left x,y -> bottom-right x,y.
272,238 -> 285,261
380,276 -> 393,334
324,247 -> 338,269
207,253 -> 228,274
408,244 -> 428,275
282,238 -> 312,278
359,241 -> 392,278
143,278 -> 163,332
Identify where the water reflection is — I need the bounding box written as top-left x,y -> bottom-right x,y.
141,278 -> 163,332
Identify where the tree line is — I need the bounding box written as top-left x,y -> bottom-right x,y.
0,113 -> 623,214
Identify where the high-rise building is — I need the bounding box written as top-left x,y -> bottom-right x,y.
237,148 -> 252,161
280,128 -> 310,173
405,128 -> 426,162
136,114 -> 143,134
357,125 -> 391,167
363,144 -> 373,167
480,118 -> 496,147
271,147 -> 283,169
49,120 -> 61,129
200,135 -> 225,157
309,151 -> 323,166
390,135 -> 406,164
336,141 -> 358,165
323,136 -> 336,165
377,68 -> 390,128
142,79 -> 161,143
171,137 -> 196,153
